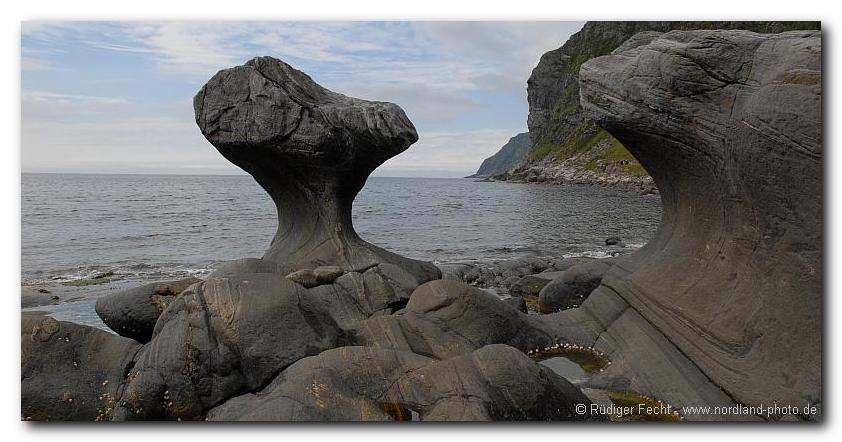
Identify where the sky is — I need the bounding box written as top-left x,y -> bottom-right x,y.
21,21 -> 584,177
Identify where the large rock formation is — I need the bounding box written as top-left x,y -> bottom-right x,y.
112,274 -> 346,420
208,345 -> 605,421
23,57 -> 599,422
575,29 -> 821,417
194,56 -> 440,285
498,21 -> 820,193
468,132 -> 530,177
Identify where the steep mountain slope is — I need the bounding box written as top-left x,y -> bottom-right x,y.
467,132 -> 530,178
495,21 -> 821,193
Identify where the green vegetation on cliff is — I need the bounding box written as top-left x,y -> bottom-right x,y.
525,21 -> 822,176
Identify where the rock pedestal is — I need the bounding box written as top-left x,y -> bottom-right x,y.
194,56 -> 440,284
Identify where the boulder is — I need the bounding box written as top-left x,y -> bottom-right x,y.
579,30 -> 822,414
194,56 -> 440,287
548,256 -> 595,272
208,258 -> 278,278
306,262 -> 422,328
21,313 -> 141,421
604,236 -> 623,246
503,297 -> 528,314
351,280 -> 564,358
207,345 -> 605,421
94,276 -> 200,343
113,274 -> 345,420
509,274 -> 553,298
285,269 -> 318,288
21,286 -> 59,308
437,263 -> 475,281
313,265 -> 344,284
538,259 -> 614,313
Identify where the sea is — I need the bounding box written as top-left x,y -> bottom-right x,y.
21,173 -> 662,327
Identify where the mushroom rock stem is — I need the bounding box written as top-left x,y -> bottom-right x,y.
194,56 -> 440,282
579,30 -> 821,412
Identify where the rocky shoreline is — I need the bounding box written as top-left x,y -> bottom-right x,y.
22,28 -> 822,422
491,156 -> 658,195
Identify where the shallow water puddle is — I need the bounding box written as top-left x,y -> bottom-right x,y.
528,344 -> 611,379
538,356 -> 587,383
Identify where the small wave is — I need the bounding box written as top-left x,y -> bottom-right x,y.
27,262 -> 217,286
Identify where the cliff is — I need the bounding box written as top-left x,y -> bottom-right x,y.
467,132 -> 529,177
495,21 -> 821,193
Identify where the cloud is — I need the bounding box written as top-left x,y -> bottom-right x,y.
21,21 -> 585,176
21,115 -> 239,175
21,57 -> 54,71
22,90 -> 133,124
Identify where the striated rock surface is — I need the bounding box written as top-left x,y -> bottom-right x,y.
576,29 -> 821,416
208,345 -> 604,421
467,132 -> 530,178
112,274 -> 345,420
194,56 -> 440,286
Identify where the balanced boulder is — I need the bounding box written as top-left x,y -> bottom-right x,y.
194,56 -> 440,287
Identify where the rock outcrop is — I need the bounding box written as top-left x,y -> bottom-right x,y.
21,286 -> 59,308
574,29 -> 821,417
23,57 -> 602,422
467,132 -> 530,178
194,56 -> 440,286
112,274 -> 346,420
208,345 -> 605,421
351,280 -> 565,359
497,21 -> 820,193
538,258 -> 613,313
94,276 -> 200,343
22,313 -> 141,421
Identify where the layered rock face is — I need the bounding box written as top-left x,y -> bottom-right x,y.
578,30 -> 821,413
194,56 -> 440,284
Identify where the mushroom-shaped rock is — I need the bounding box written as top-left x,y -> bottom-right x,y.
579,30 -> 821,413
194,56 -> 440,286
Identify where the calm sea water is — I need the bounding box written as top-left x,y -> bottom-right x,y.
22,173 -> 661,327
